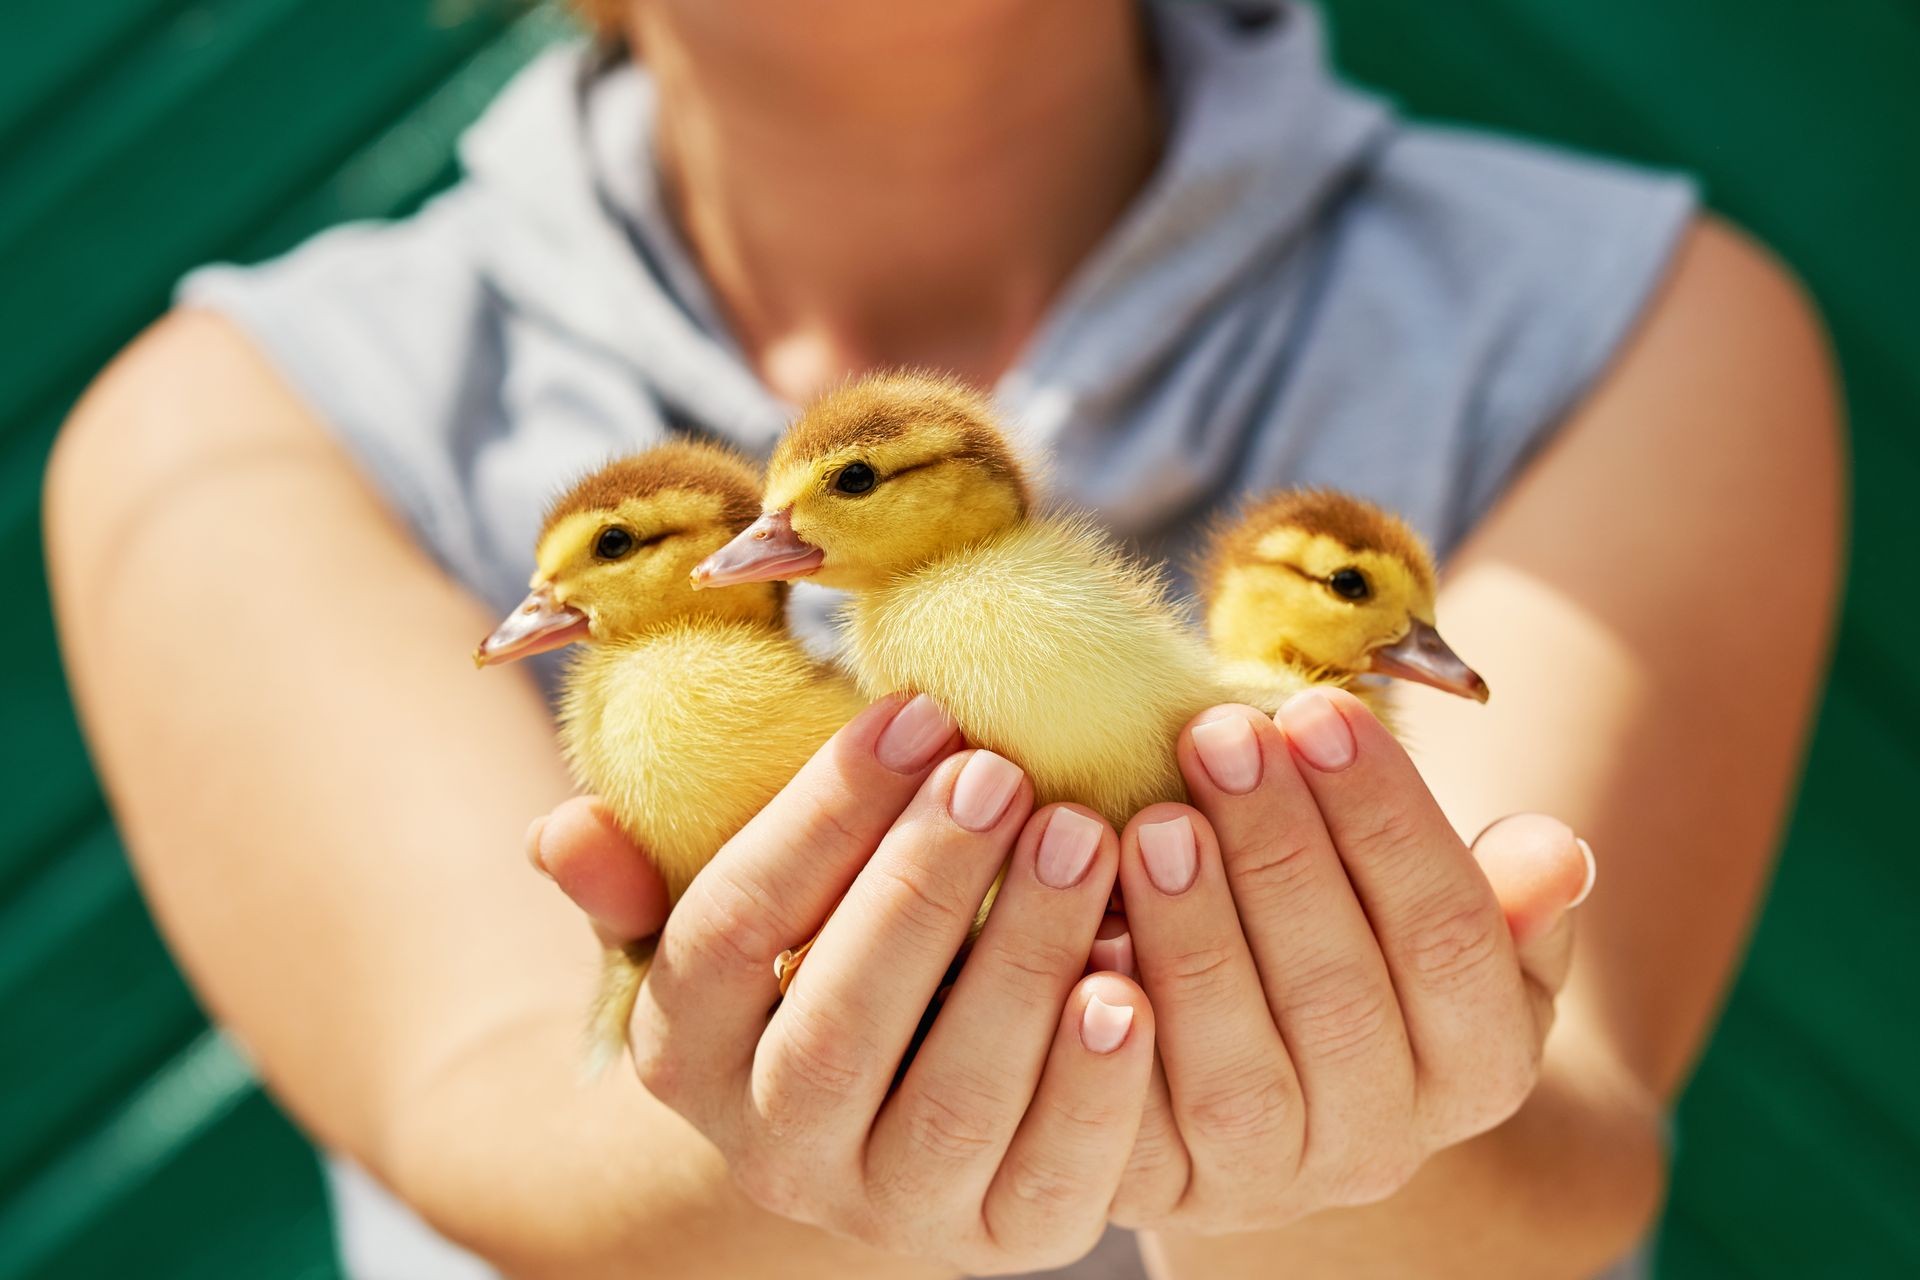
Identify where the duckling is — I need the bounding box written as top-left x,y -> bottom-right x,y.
475,441 -> 863,1073
1200,488 -> 1489,717
691,371 -> 1229,828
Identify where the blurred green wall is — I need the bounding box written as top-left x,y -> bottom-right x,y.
1,2 -> 1913,1275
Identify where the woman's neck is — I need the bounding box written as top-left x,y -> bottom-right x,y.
629,1 -> 1162,402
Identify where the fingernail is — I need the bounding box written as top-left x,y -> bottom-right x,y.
1139,815 -> 1198,894
876,693 -> 957,773
1089,930 -> 1135,978
525,816 -> 551,877
1037,808 -> 1103,889
1280,689 -> 1356,771
1571,837 -> 1597,908
1192,715 -> 1262,794
950,751 -> 1024,832
1080,995 -> 1135,1054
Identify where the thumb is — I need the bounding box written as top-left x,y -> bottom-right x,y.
527,796 -> 670,947
1469,813 -> 1595,996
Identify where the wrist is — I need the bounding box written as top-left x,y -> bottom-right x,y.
380,1010 -> 950,1280
1139,1046 -> 1667,1280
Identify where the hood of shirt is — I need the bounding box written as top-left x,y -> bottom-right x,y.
451,1 -> 1392,473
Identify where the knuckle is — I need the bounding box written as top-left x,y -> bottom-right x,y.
999,1152 -> 1086,1216
1400,897 -> 1504,990
899,1083 -> 1003,1163
798,801 -> 867,863
1183,1072 -> 1295,1148
1044,1086 -> 1125,1137
1278,960 -> 1397,1064
1351,804 -> 1428,863
1224,828 -> 1323,906
983,933 -> 1086,998
759,1015 -> 871,1132
680,870 -> 784,973
1156,942 -> 1242,1002
1123,1116 -> 1187,1185
871,854 -> 975,938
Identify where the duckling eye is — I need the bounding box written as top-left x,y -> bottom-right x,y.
1329,568 -> 1371,601
833,462 -> 877,495
593,527 -> 637,560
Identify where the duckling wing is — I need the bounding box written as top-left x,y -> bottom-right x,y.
558,621 -> 862,900
846,520 -> 1224,825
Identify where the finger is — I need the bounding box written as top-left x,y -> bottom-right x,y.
1086,914 -> 1189,1230
630,694 -> 960,1111
1107,1056 -> 1190,1230
1118,803 -> 1303,1203
1088,912 -> 1134,978
531,796 -> 669,947
754,749 -> 1033,1154
984,975 -> 1155,1268
869,804 -> 1117,1215
1179,705 -> 1416,1191
1277,688 -> 1533,1139
1470,813 -> 1593,1022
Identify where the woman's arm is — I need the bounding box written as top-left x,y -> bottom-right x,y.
1143,219 -> 1843,1275
42,309 -> 939,1279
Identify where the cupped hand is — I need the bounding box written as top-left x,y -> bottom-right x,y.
1105,688 -> 1593,1233
528,695 -> 1157,1274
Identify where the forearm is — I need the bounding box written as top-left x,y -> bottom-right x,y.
1142,1019 -> 1665,1279
1147,221 -> 1837,1278
47,313 -> 945,1280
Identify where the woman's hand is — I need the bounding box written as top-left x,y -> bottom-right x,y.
1106,688 -> 1593,1233
531,695 -> 1156,1275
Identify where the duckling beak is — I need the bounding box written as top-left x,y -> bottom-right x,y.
473,584 -> 590,668
1368,620 -> 1490,703
690,508 -> 824,588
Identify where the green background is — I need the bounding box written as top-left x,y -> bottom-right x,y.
1,1 -> 1913,1274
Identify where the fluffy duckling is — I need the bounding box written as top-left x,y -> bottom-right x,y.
1200,488 -> 1489,716
476,441 -> 863,1072
691,372 -> 1228,828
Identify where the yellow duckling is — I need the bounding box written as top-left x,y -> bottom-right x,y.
475,441 -> 862,1072
1200,488 -> 1489,717
692,371 -> 1227,828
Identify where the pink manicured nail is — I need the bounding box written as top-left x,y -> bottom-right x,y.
1080,995 -> 1135,1054
1089,929 -> 1135,978
1280,689 -> 1356,771
1037,808 -> 1102,889
1193,715 -> 1262,794
525,816 -> 551,877
1571,838 -> 1597,908
876,693 -> 957,773
950,751 -> 1024,832
1139,815 -> 1198,894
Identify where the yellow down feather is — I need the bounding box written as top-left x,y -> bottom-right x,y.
844,516 -> 1229,827
481,441 -> 863,1076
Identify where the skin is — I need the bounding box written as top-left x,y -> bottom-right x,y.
44,1 -> 1840,1277
624,707 -> 1158,1273
629,0 -> 1160,401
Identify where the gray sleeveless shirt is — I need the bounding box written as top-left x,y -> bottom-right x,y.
181,3 -> 1690,1276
